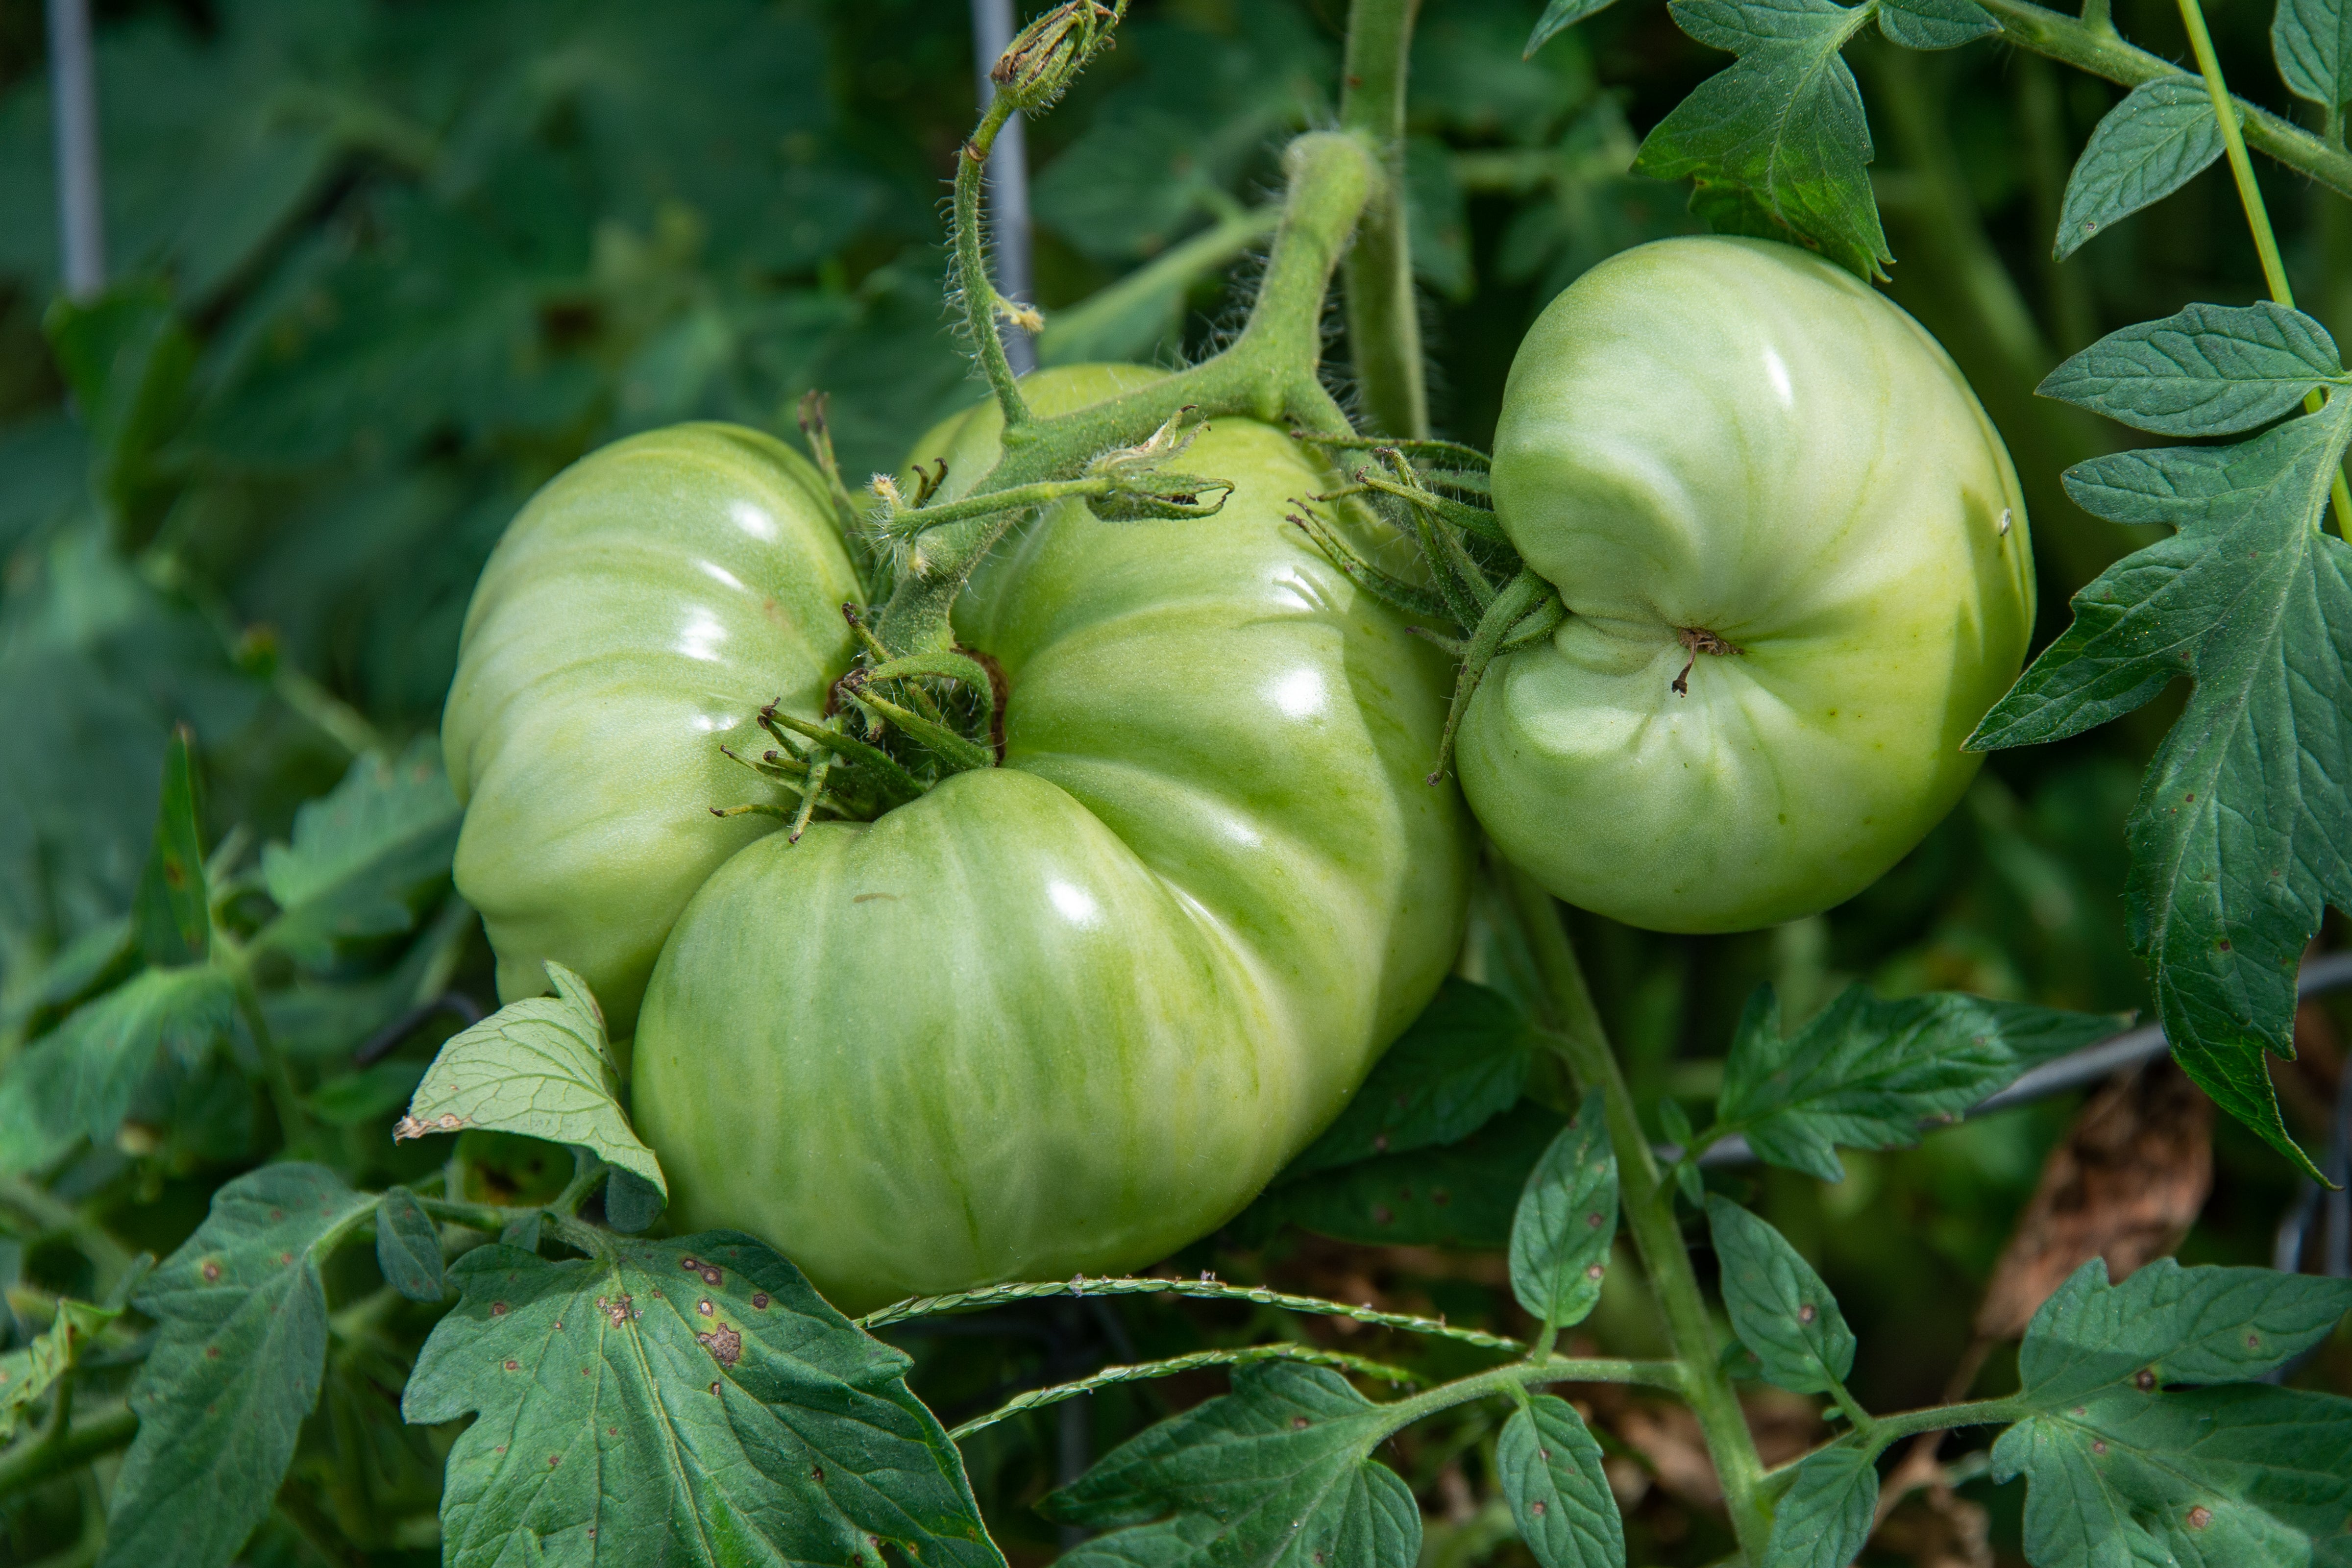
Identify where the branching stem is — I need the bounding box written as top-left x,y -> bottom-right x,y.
1975,0 -> 2352,197
1497,860 -> 1775,1561
2172,0 -> 2352,533
878,130 -> 1376,656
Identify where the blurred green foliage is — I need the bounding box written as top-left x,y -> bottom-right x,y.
0,0 -> 2345,1564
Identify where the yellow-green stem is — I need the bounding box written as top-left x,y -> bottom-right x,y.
1499,860 -> 1774,1561
2175,0 -> 2352,532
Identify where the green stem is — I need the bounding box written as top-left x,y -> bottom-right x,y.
949,1344 -> 1427,1441
1975,0 -> 2352,197
1498,861 -> 1774,1562
956,95 -> 1031,431
1759,1396 -> 2029,1500
876,474 -> 1123,539
1372,1355 -> 1689,1435
0,1406 -> 138,1501
862,1272 -> 1524,1352
874,130 -> 1375,656
2174,0 -> 2352,534
1339,0 -> 1427,439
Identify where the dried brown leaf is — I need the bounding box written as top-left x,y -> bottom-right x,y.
1972,1059 -> 2212,1342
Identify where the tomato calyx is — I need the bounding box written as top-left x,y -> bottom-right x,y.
1285,435 -> 1566,786
1670,627 -> 1743,696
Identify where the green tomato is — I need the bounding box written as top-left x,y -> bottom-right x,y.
1467,236 -> 2034,932
443,423 -> 860,1031
445,367 -> 1471,1312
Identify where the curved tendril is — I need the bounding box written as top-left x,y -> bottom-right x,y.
1429,570 -> 1551,786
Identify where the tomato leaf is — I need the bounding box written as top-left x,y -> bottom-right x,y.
133,725 -> 208,967
1713,982 -> 2120,1182
100,1164 -> 375,1568
1496,1394 -> 1622,1568
1040,1361 -> 1421,1568
1234,1102 -> 1564,1248
374,1186 -> 443,1303
1969,361 -> 2352,1179
394,959 -> 666,1198
401,1232 -> 1003,1568
1279,977 -> 1533,1181
1985,1257 -> 2352,1567
0,1298 -> 119,1441
2035,301 -> 2345,435
1525,0 -> 1629,58
1875,0 -> 1997,52
1705,1196 -> 1855,1396
1764,1440 -> 1878,1568
1508,1091 -> 1619,1332
2051,81 -> 2228,262
2008,1257 -> 2352,1408
258,738 -> 461,967
1993,1384 -> 2352,1568
1631,0 -> 1889,279
2274,0 -> 2352,116
0,962 -> 238,1173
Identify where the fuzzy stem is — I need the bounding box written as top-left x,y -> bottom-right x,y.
873,131 -> 1376,656
956,95 -> 1031,431
1499,861 -> 1774,1561
1370,1354 -> 1689,1434
2174,0 -> 2352,533
862,1272 -> 1524,1352
948,1344 -> 1426,1440
1339,0 -> 1427,439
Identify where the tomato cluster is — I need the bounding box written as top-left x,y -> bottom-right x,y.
443,240 -> 2029,1308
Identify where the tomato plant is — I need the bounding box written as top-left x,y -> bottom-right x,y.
1,0 -> 2348,1565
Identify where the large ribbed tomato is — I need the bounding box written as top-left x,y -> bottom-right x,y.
443,367 -> 1471,1311
1465,237 -> 2035,932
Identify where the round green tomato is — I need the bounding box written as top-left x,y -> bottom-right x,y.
444,367 -> 1471,1312
1468,236 -> 2034,932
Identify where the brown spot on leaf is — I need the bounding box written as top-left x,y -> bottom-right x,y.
700,1265 -> 722,1286
504,1360 -> 518,1372
1291,1416 -> 1310,1431
1532,1500 -> 1547,1517
2092,1440 -> 2107,1455
1588,1212 -> 1605,1228
2135,1369 -> 2156,1391
1586,1264 -> 1605,1280
491,1301 -> 509,1316
681,1257 -> 700,1273
698,1298 -> 713,1317
1797,1304 -> 1817,1324
752,1293 -> 770,1310
201,1261 -> 221,1283
205,1345 -> 220,1359
698,1324 -> 743,1367
2187,1506 -> 2212,1529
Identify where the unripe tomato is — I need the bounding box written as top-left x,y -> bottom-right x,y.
1466,237 -> 2034,932
446,368 -> 1472,1312
443,424 -> 860,1032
